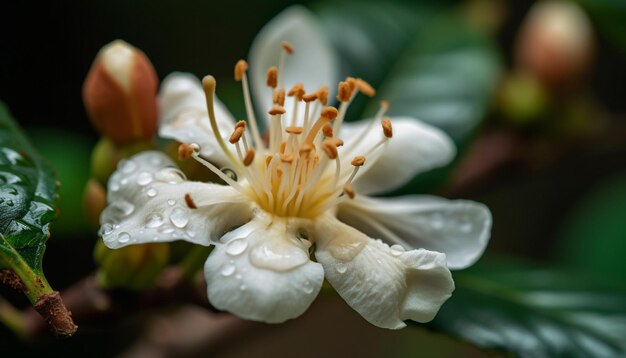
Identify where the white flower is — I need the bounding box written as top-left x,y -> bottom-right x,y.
99,6 -> 492,329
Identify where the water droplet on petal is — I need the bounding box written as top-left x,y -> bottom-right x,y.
167,199 -> 176,206
303,281 -> 314,294
430,213 -> 444,229
155,168 -> 186,184
235,274 -> 242,280
158,226 -> 174,234
146,187 -> 158,197
249,239 -> 309,271
170,207 -> 189,228
145,212 -> 164,228
118,232 -> 131,243
226,238 -> 248,256
121,178 -> 129,185
137,172 -> 153,186
116,201 -> 135,216
150,155 -> 162,166
185,229 -> 196,238
120,160 -> 137,173
240,284 -> 247,291
99,223 -> 114,236
390,244 -> 405,256
221,264 -> 236,277
460,222 -> 473,233
336,262 -> 347,274
110,182 -> 120,192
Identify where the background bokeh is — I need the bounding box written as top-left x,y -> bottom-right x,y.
1,0 -> 625,356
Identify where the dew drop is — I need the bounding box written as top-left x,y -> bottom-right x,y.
145,212 -> 164,228
336,262 -> 348,274
460,222 -> 473,233
226,238 -> 248,256
240,284 -> 247,291
430,213 -> 444,229
303,281 -> 314,294
185,229 -> 196,238
120,178 -> 128,185
136,172 -> 153,186
390,244 -> 405,256
99,223 -> 114,236
146,187 -> 158,197
235,274 -> 242,280
221,264 -> 236,277
120,160 -> 137,173
118,232 -> 131,243
116,201 -> 135,216
167,199 -> 176,206
150,155 -> 162,166
170,207 -> 189,228
110,182 -> 120,192
158,226 -> 174,234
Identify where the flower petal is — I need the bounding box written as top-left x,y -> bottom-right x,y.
205,214 -> 324,323
249,5 -> 338,125
100,151 -> 252,249
313,215 -> 454,329
337,195 -> 492,270
158,72 -> 236,166
340,117 -> 455,195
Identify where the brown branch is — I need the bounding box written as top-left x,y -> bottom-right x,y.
21,266 -> 210,339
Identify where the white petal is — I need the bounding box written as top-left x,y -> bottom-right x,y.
100,151 -> 252,248
340,117 -> 455,195
205,214 -> 324,323
337,195 -> 492,270
313,215 -> 454,329
249,5 -> 338,126
158,72 -> 236,166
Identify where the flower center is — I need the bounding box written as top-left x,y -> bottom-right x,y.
182,42 -> 392,219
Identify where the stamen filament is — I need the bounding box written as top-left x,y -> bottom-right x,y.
202,76 -> 240,169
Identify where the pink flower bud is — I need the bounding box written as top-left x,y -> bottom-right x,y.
516,1 -> 594,88
83,40 -> 158,144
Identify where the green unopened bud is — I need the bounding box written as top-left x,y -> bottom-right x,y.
94,240 -> 169,290
515,1 -> 593,88
83,40 -> 159,144
91,137 -> 154,186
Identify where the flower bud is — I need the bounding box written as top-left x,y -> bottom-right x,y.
83,40 -> 159,144
94,240 -> 170,290
515,1 -> 593,88
91,137 -> 154,186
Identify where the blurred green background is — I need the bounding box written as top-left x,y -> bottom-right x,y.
1,0 -> 626,356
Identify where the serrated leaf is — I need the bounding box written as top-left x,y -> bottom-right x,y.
0,101 -> 56,276
428,261 -> 626,358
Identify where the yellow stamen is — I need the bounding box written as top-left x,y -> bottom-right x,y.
343,185 -> 355,199
351,156 -> 366,167
185,193 -> 198,209
266,66 -> 278,88
178,143 -> 194,161
234,60 -> 248,82
281,41 -> 295,54
382,118 -> 393,138
243,148 -> 255,166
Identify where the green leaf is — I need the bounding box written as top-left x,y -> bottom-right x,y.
557,173 -> 626,282
0,101 -> 56,300
428,260 -> 626,357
